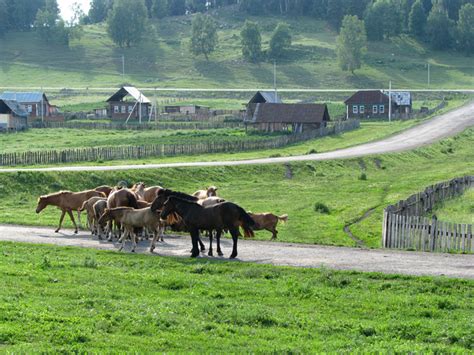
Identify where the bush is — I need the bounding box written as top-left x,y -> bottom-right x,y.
314,202 -> 330,214
359,173 -> 367,180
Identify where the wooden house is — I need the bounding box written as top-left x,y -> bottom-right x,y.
106,86 -> 151,120
0,91 -> 53,119
164,105 -> 210,115
246,91 -> 283,119
245,103 -> 330,133
345,90 -> 412,119
0,99 -> 28,131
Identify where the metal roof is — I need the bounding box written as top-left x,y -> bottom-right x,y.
248,91 -> 283,104
248,103 -> 330,124
106,86 -> 151,104
384,91 -> 412,106
344,90 -> 389,105
0,91 -> 46,103
0,99 -> 28,117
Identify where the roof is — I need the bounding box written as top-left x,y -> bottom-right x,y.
106,86 -> 151,104
248,103 -> 330,124
344,90 -> 389,105
0,99 -> 28,118
384,91 -> 411,106
248,91 -> 283,104
0,91 -> 47,104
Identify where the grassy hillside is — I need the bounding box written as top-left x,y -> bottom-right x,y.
0,7 -> 472,90
430,189 -> 474,224
0,129 -> 472,248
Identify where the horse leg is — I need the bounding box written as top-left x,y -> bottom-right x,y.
268,227 -> 278,240
216,230 -> 224,256
198,233 -> 206,252
149,229 -> 160,253
229,228 -> 239,259
106,220 -> 113,241
77,210 -> 82,229
55,210 -> 66,233
118,229 -> 128,251
131,229 -> 137,253
190,229 -> 200,258
208,230 -> 213,257
66,210 -> 78,234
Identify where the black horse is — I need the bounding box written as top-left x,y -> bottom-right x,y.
160,196 -> 255,258
151,188 -> 207,251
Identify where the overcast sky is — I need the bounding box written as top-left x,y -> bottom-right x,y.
58,0 -> 91,22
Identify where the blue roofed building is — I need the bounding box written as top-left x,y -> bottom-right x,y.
0,99 -> 28,131
0,91 -> 54,119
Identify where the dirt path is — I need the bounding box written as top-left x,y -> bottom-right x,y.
1,225 -> 473,279
0,102 -> 473,173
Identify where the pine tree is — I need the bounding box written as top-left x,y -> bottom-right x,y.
409,0 -> 426,38
456,3 -> 474,54
426,5 -> 453,49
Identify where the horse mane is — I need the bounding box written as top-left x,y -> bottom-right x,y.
40,190 -> 72,199
168,195 -> 201,206
158,188 -> 198,202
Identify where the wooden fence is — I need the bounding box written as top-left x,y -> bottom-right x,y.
0,120 -> 360,166
382,176 -> 474,253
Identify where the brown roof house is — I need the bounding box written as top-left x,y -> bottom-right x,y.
245,92 -> 330,133
344,90 -> 412,119
106,86 -> 151,121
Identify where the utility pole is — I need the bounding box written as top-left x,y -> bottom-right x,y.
427,63 -> 430,87
273,61 -> 278,102
41,86 -> 44,123
388,81 -> 392,123
122,55 -> 125,78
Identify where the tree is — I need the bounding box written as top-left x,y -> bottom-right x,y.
107,0 -> 148,47
326,0 -> 344,29
168,0 -> 185,16
151,0 -> 168,18
409,0 -> 426,38
240,20 -> 262,63
365,0 -> 401,41
34,0 -> 61,42
88,0 -> 113,24
456,3 -> 474,54
269,22 -> 292,59
336,15 -> 367,74
190,13 -> 218,60
426,5 -> 453,49
7,0 -> 44,31
0,0 -> 8,37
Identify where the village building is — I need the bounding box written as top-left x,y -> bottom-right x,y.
0,99 -> 28,131
344,90 -> 412,119
0,91 -> 55,119
106,86 -> 151,120
164,105 -> 210,115
245,92 -> 330,133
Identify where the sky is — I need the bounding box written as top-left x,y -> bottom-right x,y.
58,0 -> 91,22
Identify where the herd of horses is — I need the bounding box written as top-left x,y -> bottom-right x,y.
35,183 -> 288,258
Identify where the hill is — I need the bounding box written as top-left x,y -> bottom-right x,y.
0,7 -> 472,90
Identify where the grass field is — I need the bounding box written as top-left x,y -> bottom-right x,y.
0,7 -> 472,90
0,128 -> 473,248
0,242 -> 472,352
430,189 -> 474,224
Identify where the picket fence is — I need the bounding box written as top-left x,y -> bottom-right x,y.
382,176 -> 474,253
0,120 -> 359,166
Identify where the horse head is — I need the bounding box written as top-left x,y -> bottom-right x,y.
207,186 -> 218,197
160,197 -> 176,220
98,208 -> 112,224
35,196 -> 48,213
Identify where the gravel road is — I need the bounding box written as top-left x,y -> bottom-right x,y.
0,101 -> 473,173
1,225 -> 473,279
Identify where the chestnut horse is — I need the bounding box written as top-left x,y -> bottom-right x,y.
106,188 -> 139,240
132,182 -> 163,203
160,196 -> 255,258
193,186 -> 218,200
36,190 -> 106,233
249,213 -> 288,240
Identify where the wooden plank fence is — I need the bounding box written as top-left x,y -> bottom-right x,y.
382,176 -> 474,253
0,120 -> 360,166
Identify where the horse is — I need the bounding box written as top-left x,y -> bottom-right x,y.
106,188 -> 139,240
132,182 -> 164,203
199,196 -> 226,207
160,196 -> 255,259
151,188 -> 206,252
94,185 -> 113,197
36,190 -> 106,233
193,186 -> 218,200
98,207 -> 165,253
93,200 -> 108,239
249,213 -> 288,240
79,196 -> 107,236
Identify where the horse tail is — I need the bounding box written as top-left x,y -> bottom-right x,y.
128,192 -> 139,209
79,200 -> 88,212
278,214 -> 288,223
237,206 -> 255,238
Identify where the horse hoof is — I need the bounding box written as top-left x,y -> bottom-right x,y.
54,230 -> 59,233
208,251 -> 213,257
218,252 -> 224,257
74,230 -> 78,234
230,254 -> 237,259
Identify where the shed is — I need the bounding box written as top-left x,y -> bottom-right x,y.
0,91 -> 52,119
0,99 -> 28,131
246,103 -> 330,133
106,86 -> 151,120
164,105 -> 210,115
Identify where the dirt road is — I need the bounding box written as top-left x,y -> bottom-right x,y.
0,101 -> 473,173
1,225 -> 472,279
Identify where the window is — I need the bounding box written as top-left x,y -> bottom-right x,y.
128,105 -> 133,113
359,105 -> 365,114
114,105 -> 119,113
27,105 -> 33,113
373,105 -> 378,114
352,105 -> 358,114
379,105 -> 385,113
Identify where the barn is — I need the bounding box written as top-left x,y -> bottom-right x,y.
245,103 -> 330,133
0,99 -> 28,131
0,91 -> 54,119
106,86 -> 151,121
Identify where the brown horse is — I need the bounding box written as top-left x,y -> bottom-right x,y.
160,196 -> 255,258
94,185 -> 113,197
36,190 -> 106,233
106,188 -> 139,240
193,186 -> 218,200
249,213 -> 288,240
80,196 -> 107,236
132,183 -> 164,203
93,200 -> 108,239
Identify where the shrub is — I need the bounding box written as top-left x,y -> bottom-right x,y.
359,173 -> 367,180
314,202 -> 330,214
